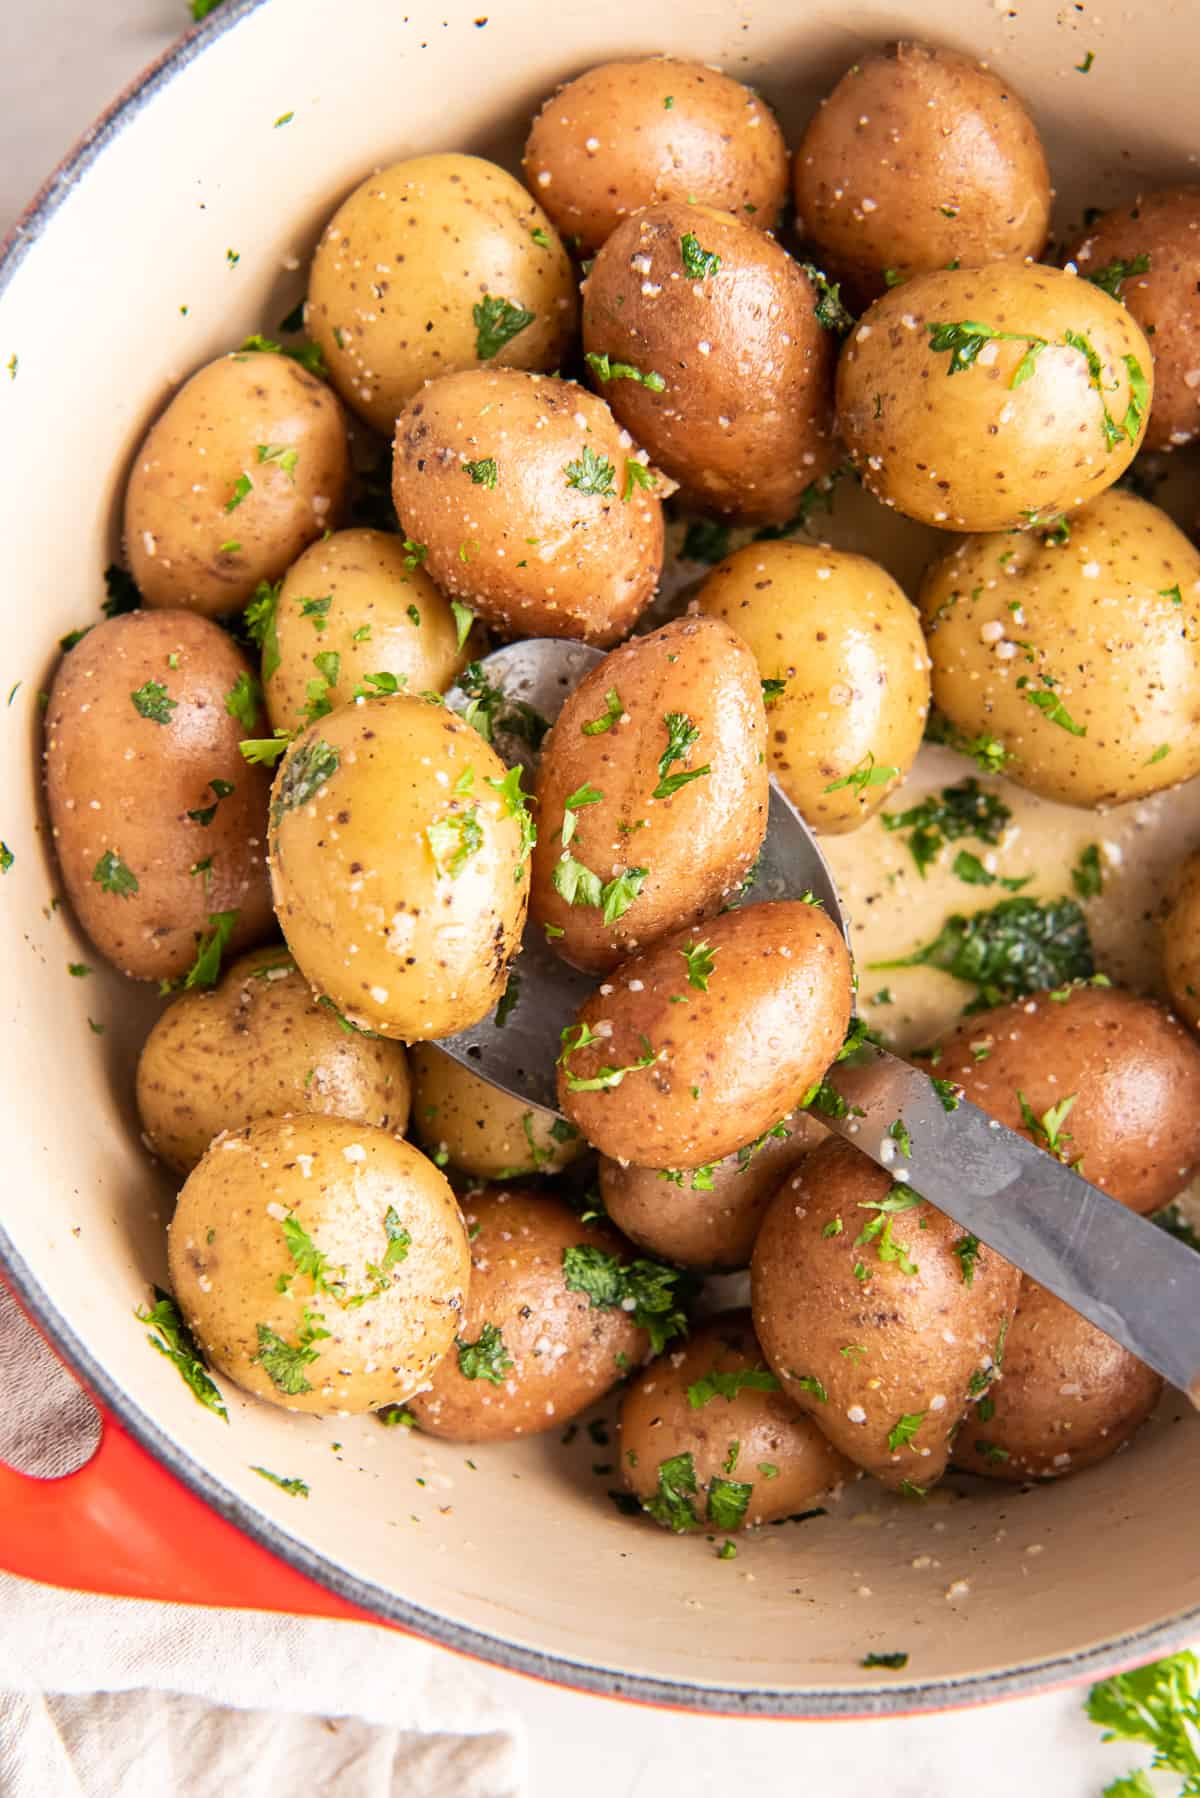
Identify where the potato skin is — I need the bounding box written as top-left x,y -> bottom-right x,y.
952,1278 -> 1162,1482
392,370 -> 664,645
935,985 -> 1200,1216
1162,848 -> 1200,1033
751,1139 -> 1021,1490
581,202 -> 837,524
620,1312 -> 852,1527
696,542 -> 930,831
125,351 -> 349,616
531,617 -> 767,971
919,489 -> 1200,807
45,610 -> 274,982
406,1187 -> 644,1440
558,899 -> 852,1169
837,265 -> 1153,531
136,946 -> 411,1174
168,1116 -> 469,1416
409,1045 -> 583,1181
265,529 -> 468,732
598,1111 -> 824,1271
269,694 -> 529,1040
1068,188 -> 1200,452
794,43 -> 1050,305
523,58 -> 788,255
307,153 -> 577,435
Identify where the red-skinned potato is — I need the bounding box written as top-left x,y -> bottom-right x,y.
125,350 -> 349,616
935,984 -> 1200,1215
557,899 -> 852,1169
751,1138 -> 1021,1491
391,370 -> 664,645
523,59 -> 789,255
952,1278 -> 1163,1482
45,610 -> 274,982
531,616 -> 768,972
620,1312 -> 852,1529
581,202 -> 837,524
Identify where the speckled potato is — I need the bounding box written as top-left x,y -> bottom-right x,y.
558,899 -> 852,1169
919,489 -> 1200,806
581,202 -> 837,523
620,1312 -> 852,1528
752,1139 -> 1021,1491
794,43 -> 1051,304
598,1111 -> 823,1271
268,694 -> 529,1040
307,153 -> 577,436
167,1116 -> 469,1416
263,529 -> 469,731
837,265 -> 1153,531
696,541 -> 930,831
45,610 -> 274,982
392,370 -> 664,644
953,1278 -> 1163,1483
1163,848 -> 1200,1033
531,617 -> 768,971
523,58 -> 789,255
406,1187 -> 645,1440
409,1045 -> 584,1181
1068,188 -> 1200,452
124,351 -> 350,616
935,984 -> 1200,1215
136,946 -> 412,1174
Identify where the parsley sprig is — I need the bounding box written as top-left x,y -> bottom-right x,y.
562,1244 -> 691,1353
870,896 -> 1094,1010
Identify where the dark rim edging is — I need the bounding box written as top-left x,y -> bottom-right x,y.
2,0 -> 1198,1716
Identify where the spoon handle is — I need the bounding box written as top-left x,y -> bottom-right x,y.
823,1042 -> 1200,1403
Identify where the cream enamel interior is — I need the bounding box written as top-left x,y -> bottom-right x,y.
2,0 -> 1200,1710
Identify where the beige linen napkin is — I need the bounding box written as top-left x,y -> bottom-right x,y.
0,1282 -> 523,1797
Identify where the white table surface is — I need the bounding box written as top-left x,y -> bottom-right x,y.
0,4 -> 1168,1791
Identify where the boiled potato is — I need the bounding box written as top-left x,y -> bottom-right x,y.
794,43 -> 1050,304
557,899 -> 852,1168
307,153 -> 577,435
751,1138 -> 1021,1491
696,542 -> 930,831
620,1312 -> 851,1529
1162,847 -> 1200,1032
125,350 -> 349,616
530,616 -> 767,971
263,528 -> 469,732
1068,188 -> 1200,452
919,489 -> 1200,807
952,1278 -> 1162,1482
523,58 -> 789,255
935,983 -> 1200,1215
837,265 -> 1153,531
136,946 -> 411,1174
45,610 -> 274,982
409,1045 -> 583,1181
392,370 -> 664,645
406,1187 -> 646,1440
168,1115 -> 469,1416
269,694 -> 530,1040
598,1111 -> 823,1270
581,202 -> 837,523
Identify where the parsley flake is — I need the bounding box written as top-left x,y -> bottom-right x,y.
456,1322 -> 513,1384
136,1287 -> 227,1420
131,680 -> 177,725
473,295 -> 535,359
565,445 -> 616,497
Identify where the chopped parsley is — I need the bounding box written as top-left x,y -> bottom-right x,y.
882,778 -> 1010,878
887,1411 -> 926,1453
622,460 -> 656,501
224,669 -> 262,729
251,1466 -> 309,1497
256,442 -> 298,480
272,738 -> 339,825
557,1021 -> 661,1092
581,687 -> 623,734
237,332 -> 327,378
240,732 -> 292,766
801,262 -> 855,334
560,781 -> 602,849
1023,682 -> 1087,736
473,295 -> 535,359
1072,843 -> 1104,898
855,1187 -> 924,1276
135,1287 -> 227,1421
954,1234 -> 981,1286
707,1476 -> 752,1530
924,711 -> 1011,774
456,1322 -> 513,1384
686,1364 -> 780,1407
187,777 -> 235,827
1084,252 -> 1150,300
680,940 -> 718,992
487,763 -> 536,874
862,1652 -> 909,1671
463,457 -> 498,488
298,596 -> 332,631
870,896 -> 1094,1008
680,232 -> 721,280
791,1373 -> 829,1403
131,680 -> 177,725
178,909 -> 238,990
450,599 -> 475,651
92,849 -> 138,898
1018,1090 -> 1078,1162
561,1244 -> 689,1353
426,807 -> 483,878
565,445 -> 616,497
824,751 -> 898,798
643,1451 -> 701,1532
254,1310 -> 329,1396
1085,1650 -> 1200,1792
245,578 -> 282,681
887,1118 -> 912,1158
585,351 -> 666,392
653,712 -> 709,798
224,472 -> 252,512
761,677 -> 787,708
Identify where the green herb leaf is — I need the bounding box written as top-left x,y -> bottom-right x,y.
426,806 -> 483,878
869,896 -> 1094,1007
862,1651 -> 910,1670
131,680 -> 177,725
791,1373 -> 829,1403
653,711 -> 706,799
824,751 -> 898,797
449,599 -> 475,652
1025,683 -> 1087,736
801,262 -> 855,334
256,442 -> 298,480
463,457 -> 498,488
473,295 -> 535,359
136,1286 -> 227,1420
680,232 -> 721,280
565,444 -> 617,497
382,1205 -> 410,1269
1084,252 -> 1151,301
1071,843 -> 1104,898
558,1023 -> 661,1092
224,472 -> 252,512
254,1312 -> 328,1395
224,669 -> 263,729
686,1365 -> 780,1408
240,732 -> 292,766
924,711 -> 1011,774
887,1411 -> 926,1453
584,351 -> 666,392
561,1244 -> 689,1353
582,687 -> 624,735
244,578 -> 282,680
177,909 -> 238,990
622,459 -> 656,502
643,1450 -> 701,1532
456,1321 -> 514,1384
92,849 -> 138,898
707,1476 -> 752,1530
882,778 -> 1011,878
679,940 -> 718,992
251,1465 -> 309,1497
272,738 -> 339,824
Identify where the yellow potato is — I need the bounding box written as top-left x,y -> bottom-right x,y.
919,488 -> 1200,806
837,264 -> 1153,531
1163,847 -> 1200,1033
307,153 -> 577,435
125,350 -> 349,616
269,694 -> 530,1040
696,541 -> 930,831
264,529 -> 468,731
408,1046 -> 583,1181
136,946 -> 411,1173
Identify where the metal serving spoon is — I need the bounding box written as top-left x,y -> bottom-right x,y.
442,642 -> 1200,1403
